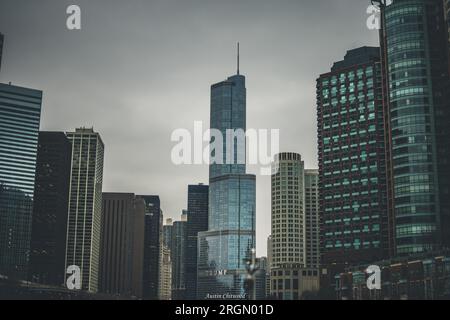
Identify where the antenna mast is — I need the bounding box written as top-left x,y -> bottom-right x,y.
237,42 -> 240,75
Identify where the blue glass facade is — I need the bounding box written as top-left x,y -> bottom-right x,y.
0,83 -> 42,279
209,75 -> 246,179
197,73 -> 256,300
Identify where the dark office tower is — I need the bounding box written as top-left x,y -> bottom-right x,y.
65,128 -> 104,292
198,47 -> 256,300
379,0 -> 450,255
0,33 -> 3,72
185,184 -> 208,300
100,193 -> 145,298
138,195 -> 162,300
317,47 -> 391,270
29,132 -> 71,286
171,212 -> 187,300
0,83 -> 42,280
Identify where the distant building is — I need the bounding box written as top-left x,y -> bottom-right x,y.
29,132 -> 72,286
185,184 -> 208,300
65,128 -> 105,292
304,170 -> 320,269
255,257 -> 268,300
0,83 -> 43,280
159,245 -> 172,300
160,218 -> 173,300
138,195 -> 162,300
266,236 -> 273,298
100,193 -> 145,298
171,211 -> 187,300
163,218 -> 173,250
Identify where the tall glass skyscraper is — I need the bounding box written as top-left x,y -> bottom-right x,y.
0,83 -> 42,280
380,0 -> 450,255
197,60 -> 256,300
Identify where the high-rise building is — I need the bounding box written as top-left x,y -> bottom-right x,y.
0,83 -> 42,280
0,33 -> 4,72
171,212 -> 187,300
65,128 -> 104,292
29,132 -> 71,286
100,193 -> 145,298
270,153 -> 319,300
305,170 -> 320,269
139,195 -> 162,300
160,218 -> 173,300
317,47 -> 391,273
379,0 -> 450,255
197,50 -> 256,300
159,245 -> 172,300
271,153 -> 306,269
185,184 -> 208,300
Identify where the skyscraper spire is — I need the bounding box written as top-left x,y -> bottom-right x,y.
237,42 -> 240,75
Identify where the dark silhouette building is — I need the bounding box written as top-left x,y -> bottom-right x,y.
138,195 -> 162,300
100,193 -> 145,298
29,132 -> 72,286
185,184 -> 208,300
171,212 -> 187,300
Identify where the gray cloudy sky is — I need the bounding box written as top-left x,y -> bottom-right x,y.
0,0 -> 379,256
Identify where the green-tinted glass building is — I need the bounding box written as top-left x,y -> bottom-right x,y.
0,83 -> 42,279
381,0 -> 450,255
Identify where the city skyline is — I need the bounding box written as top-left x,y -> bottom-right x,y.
1,0 -> 450,302
0,0 -> 380,256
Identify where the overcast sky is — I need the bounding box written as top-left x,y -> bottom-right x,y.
0,0 -> 379,256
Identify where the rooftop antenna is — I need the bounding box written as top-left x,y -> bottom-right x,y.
237,42 -> 240,75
